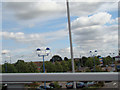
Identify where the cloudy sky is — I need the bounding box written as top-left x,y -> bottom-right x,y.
1,0 -> 119,63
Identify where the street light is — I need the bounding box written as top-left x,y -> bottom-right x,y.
89,50 -> 97,72
36,47 -> 50,88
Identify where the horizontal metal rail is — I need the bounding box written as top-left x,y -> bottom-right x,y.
0,72 -> 119,82
1,82 -> 33,84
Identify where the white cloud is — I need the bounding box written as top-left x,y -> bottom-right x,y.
2,0 -> 119,3
55,12 -> 118,58
71,12 -> 118,56
3,1 -> 117,22
73,25 -> 118,49
72,12 -> 112,29
109,18 -> 118,24
2,29 -> 68,47
3,2 -> 66,21
1,50 -> 10,54
2,32 -> 25,40
97,2 -> 118,12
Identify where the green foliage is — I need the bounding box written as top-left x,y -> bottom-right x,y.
97,81 -> 104,87
85,68 -> 91,72
2,60 -> 39,73
15,60 -> 29,73
44,59 -> 71,72
2,55 -> 114,73
64,57 -> 69,61
95,56 -> 100,65
85,57 -> 100,68
28,62 -> 39,73
95,66 -> 102,72
2,65 -> 5,73
75,60 -> 80,70
67,59 -> 72,71
54,82 -> 61,88
82,56 -> 88,66
45,61 -> 56,72
85,57 -> 93,68
2,63 -> 17,73
0,65 -> 2,73
103,56 -> 112,66
61,61 -> 69,72
55,62 -> 63,72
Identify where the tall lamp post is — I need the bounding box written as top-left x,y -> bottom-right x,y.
66,0 -> 76,88
89,50 -> 97,72
66,0 -> 75,73
36,47 -> 50,88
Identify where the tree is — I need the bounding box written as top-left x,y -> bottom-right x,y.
74,60 -> 80,70
66,59 -> 72,71
55,62 -> 63,72
51,55 -> 62,62
103,56 -> 112,66
2,63 -> 17,73
61,61 -> 69,72
2,60 -> 39,73
45,61 -> 56,72
95,66 -> 103,72
27,62 -> 39,73
54,82 -> 61,88
64,57 -> 69,61
97,55 -> 101,58
50,59 -> 53,62
85,57 -> 93,68
95,56 -> 100,65
82,56 -> 88,66
15,60 -> 29,73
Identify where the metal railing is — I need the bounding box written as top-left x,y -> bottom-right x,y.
1,72 -> 119,82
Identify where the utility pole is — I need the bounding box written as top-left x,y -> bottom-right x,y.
66,0 -> 76,88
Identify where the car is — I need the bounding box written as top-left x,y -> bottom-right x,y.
111,64 -> 115,67
86,82 -> 94,87
76,82 -> 85,88
66,82 -> 73,89
116,65 -> 120,72
59,83 -> 62,88
2,84 -> 7,90
49,82 -> 62,88
49,83 -> 55,88
36,85 -> 53,90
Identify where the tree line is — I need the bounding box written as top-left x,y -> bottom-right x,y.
2,60 -> 39,73
2,55 -> 114,73
41,55 -> 114,72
